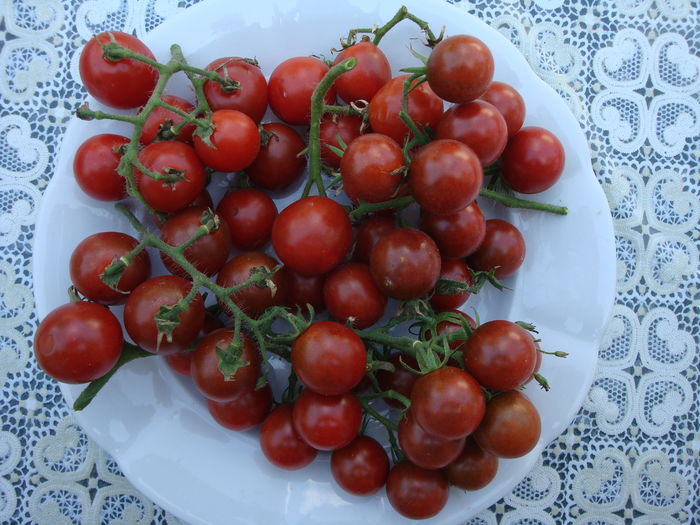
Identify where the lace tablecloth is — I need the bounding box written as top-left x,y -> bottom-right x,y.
1,0 -> 698,523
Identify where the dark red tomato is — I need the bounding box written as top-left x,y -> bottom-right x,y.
331,435 -> 389,496
473,390 -> 541,458
369,227 -> 441,300
376,354 -> 419,409
73,134 -> 128,201
386,461 -> 449,520
409,139 -> 483,215
69,231 -> 150,305
340,133 -> 404,203
34,301 -> 123,384
524,341 -> 543,385
216,252 -> 287,319
353,214 -> 397,264
79,31 -> 158,109
430,258 -> 473,311
480,81 -> 526,137
216,188 -> 277,251
398,410 -> 465,470
272,196 -> 352,276
159,206 -> 232,278
135,141 -> 205,213
467,219 -> 525,278
150,188 -> 214,228
259,404 -> 318,470
462,320 -> 537,391
411,366 -> 485,440
435,100 -> 508,165
433,310 -> 476,352
123,275 -> 205,354
246,122 -> 306,191
323,263 -> 387,329
420,201 -> 486,259
500,126 -> 565,194
444,436 -> 499,490
291,321 -> 366,395
426,34 -> 494,103
164,350 -> 192,376
193,109 -> 260,173
207,384 -> 273,431
190,328 -> 260,401
285,269 -> 326,313
319,114 -> 363,169
333,39 -> 392,103
292,389 -> 362,451
368,74 -> 444,144
268,56 -> 335,125
203,57 -> 268,122
139,94 -> 196,145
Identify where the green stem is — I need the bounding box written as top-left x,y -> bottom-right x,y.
479,188 -> 569,215
348,195 -> 415,220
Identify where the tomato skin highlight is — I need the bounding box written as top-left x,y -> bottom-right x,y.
193,109 -> 260,173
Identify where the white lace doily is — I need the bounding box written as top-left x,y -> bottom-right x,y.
1,0 -> 697,523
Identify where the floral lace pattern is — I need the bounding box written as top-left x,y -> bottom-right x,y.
1,0 -> 697,523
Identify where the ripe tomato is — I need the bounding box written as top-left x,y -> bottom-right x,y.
386,461 -> 449,520
259,404 -> 317,470
444,436 -> 499,491
426,34 -> 494,103
291,321 -> 366,395
420,201 -> 485,259
246,122 -> 306,191
331,435 -> 389,496
409,139 -> 482,215
190,328 -> 260,401
285,269 -> 326,313
73,134 -> 128,201
123,275 -> 204,354
164,350 -> 192,376
202,57 -> 268,122
216,188 -> 278,251
429,258 -> 473,311
376,353 -> 419,409
69,231 -> 150,305
292,389 -> 362,451
398,410 -> 465,470
34,301 -> 123,384
480,81 -> 526,137
135,141 -> 205,213
79,31 -> 158,109
432,310 -> 476,352
139,94 -> 196,145
332,39 -> 391,104
369,227 -> 441,300
159,206 -> 232,278
500,126 -> 565,194
268,56 -> 335,125
467,218 -> 526,278
340,133 -> 404,203
272,196 -> 352,277
319,114 -> 363,169
207,384 -> 272,431
353,214 -> 397,264
193,109 -> 260,173
323,263 -> 387,329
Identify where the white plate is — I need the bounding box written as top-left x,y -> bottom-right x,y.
33,0 -> 616,523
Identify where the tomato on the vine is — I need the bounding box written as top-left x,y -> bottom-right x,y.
386,461 -> 449,520
500,126 -> 565,194
323,262 -> 387,328
340,133 -> 404,203
73,134 -> 129,202
202,57 -> 268,122
193,109 -> 260,173
480,81 -> 526,138
139,94 -> 196,145
420,201 -> 485,259
246,122 -> 307,191
331,435 -> 389,496
292,389 -> 362,451
353,214 -> 397,264
285,269 -> 326,313
259,404 -> 318,470
429,258 -> 473,311
332,39 -> 391,104
398,410 -> 466,469
444,436 -> 499,491
207,384 -> 272,431
467,218 -> 526,278
216,188 -> 278,251
319,114 -> 363,169
376,353 -> 419,409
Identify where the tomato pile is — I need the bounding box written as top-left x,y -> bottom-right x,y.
35,8 -> 571,521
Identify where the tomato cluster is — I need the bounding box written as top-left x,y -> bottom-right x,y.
35,16 -> 569,522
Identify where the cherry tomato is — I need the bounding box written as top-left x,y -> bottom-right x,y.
432,310 -> 476,352
323,262 -> 387,328
500,126 -> 565,194
216,188 -> 277,251
398,410 -> 465,470
268,56 -> 335,125
332,39 -> 391,104
135,141 -> 205,213
291,321 -> 366,395
69,231 -> 150,305
429,258 -> 473,311
376,353 -> 419,409
340,133 -> 404,203
139,94 -> 196,144
193,109 -> 260,173
353,214 -> 397,264
246,122 -> 306,191
435,100 -> 508,165
73,134 -> 128,201
369,227 -> 441,300
426,34 -> 494,103
331,435 -> 389,496
292,389 -> 362,451
410,366 -> 485,439
524,341 -> 543,385
444,436 -> 499,491
190,328 -> 260,401
420,201 -> 485,259
34,301 -> 123,384
259,404 -> 317,470
319,114 -> 363,169
203,57 -> 268,122
164,350 -> 192,376
123,275 -> 205,354
409,139 -> 483,215
159,206 -> 232,278
79,31 -> 158,109
272,196 -> 352,276
207,384 -> 273,431
467,218 -> 525,278
472,390 -> 541,458
368,74 -> 444,144
285,269 -> 326,313
385,461 -> 449,520
480,81 -> 526,137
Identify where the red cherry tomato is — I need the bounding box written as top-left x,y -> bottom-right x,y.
332,39 -> 391,104
500,126 -> 565,194
353,214 -> 397,264
398,410 -> 465,470
432,310 -> 476,352
376,353 -> 419,409
444,436 -> 499,490
203,57 -> 268,122
429,258 -> 473,311
73,134 -> 128,201
420,201 -> 485,259
164,350 -> 192,376
385,461 -> 449,520
216,188 -> 278,251
285,269 -> 326,313
292,389 -> 362,451
207,384 -> 273,431
480,81 -> 526,137
331,435 -> 389,496
340,133 -> 404,203
467,218 -> 526,278
193,109 -> 260,173
319,114 -> 363,169
139,94 -> 196,144
259,404 -> 317,470
323,262 -> 387,329
246,122 -> 306,191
